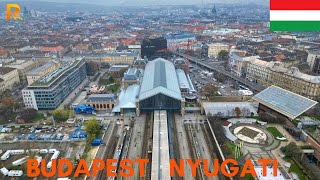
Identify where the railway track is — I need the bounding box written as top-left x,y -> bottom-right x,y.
169,112 -> 183,180
97,125 -> 119,180
201,123 -> 225,180
140,112 -> 153,180
185,124 -> 204,180
118,121 -> 134,180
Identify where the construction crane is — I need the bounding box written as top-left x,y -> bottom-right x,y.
157,39 -> 197,74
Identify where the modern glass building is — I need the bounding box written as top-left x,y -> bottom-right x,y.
139,58 -> 182,111
22,57 -> 87,110
253,85 -> 318,120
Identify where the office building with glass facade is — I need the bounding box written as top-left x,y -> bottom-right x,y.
22,57 -> 87,110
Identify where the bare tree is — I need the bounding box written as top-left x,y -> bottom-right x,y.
235,107 -> 241,117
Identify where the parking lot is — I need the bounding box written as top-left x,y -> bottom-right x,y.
189,63 -> 240,97
0,141 -> 86,179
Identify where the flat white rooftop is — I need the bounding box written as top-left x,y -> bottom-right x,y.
254,167 -> 285,180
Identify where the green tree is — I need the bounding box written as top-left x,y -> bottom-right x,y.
221,143 -> 232,158
108,76 -> 115,83
85,119 -> 100,142
119,68 -> 128,77
20,108 -> 38,122
200,83 -> 218,96
1,96 -> 17,113
208,117 -> 226,144
285,142 -> 301,159
235,107 -> 241,117
218,50 -> 229,60
52,109 -> 69,122
86,61 -> 99,76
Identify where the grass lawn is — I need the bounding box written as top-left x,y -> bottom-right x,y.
289,160 -> 305,180
313,115 -> 320,121
226,142 -> 243,160
107,83 -> 120,93
266,127 -> 284,138
244,173 -> 255,180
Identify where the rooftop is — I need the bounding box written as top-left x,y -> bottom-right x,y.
123,68 -> 142,80
27,60 -> 60,76
164,34 -> 195,40
253,86 -> 318,119
109,65 -> 129,72
249,59 -> 320,83
29,57 -> 84,87
139,58 -> 181,101
5,60 -> 35,69
208,43 -> 229,47
0,67 -> 16,75
176,69 -> 190,89
87,94 -> 116,102
112,84 -> 140,113
202,102 -> 258,117
87,50 -> 139,57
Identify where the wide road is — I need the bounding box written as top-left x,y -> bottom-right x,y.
171,51 -> 265,92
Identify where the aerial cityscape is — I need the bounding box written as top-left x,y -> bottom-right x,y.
0,0 -> 320,180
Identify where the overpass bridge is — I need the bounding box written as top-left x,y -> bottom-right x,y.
172,51 -> 265,92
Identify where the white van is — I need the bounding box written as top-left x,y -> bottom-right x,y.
8,170 -> 23,177
0,167 -> 8,176
48,149 -> 57,153
1,150 -> 11,160
40,149 -> 48,154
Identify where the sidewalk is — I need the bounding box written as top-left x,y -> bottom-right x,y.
267,124 -> 306,146
58,77 -> 89,109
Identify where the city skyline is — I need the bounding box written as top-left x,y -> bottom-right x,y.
4,0 -> 269,6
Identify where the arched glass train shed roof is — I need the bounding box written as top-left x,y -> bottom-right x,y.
139,58 -> 182,101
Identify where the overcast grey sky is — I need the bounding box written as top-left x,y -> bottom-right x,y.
17,0 -> 268,6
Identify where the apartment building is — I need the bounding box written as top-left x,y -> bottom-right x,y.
26,60 -> 61,85
0,67 -> 20,94
208,43 -> 229,58
86,50 -> 139,65
229,50 -> 259,77
128,45 -> 141,56
22,57 -> 87,110
4,60 -> 38,84
307,51 -> 320,74
246,59 -> 320,100
164,34 -> 195,49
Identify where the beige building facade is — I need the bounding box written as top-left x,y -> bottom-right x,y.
0,67 -> 20,93
86,51 -> 139,65
4,60 -> 38,84
26,60 -> 61,85
86,94 -> 116,111
208,43 -> 229,58
246,59 -> 320,100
